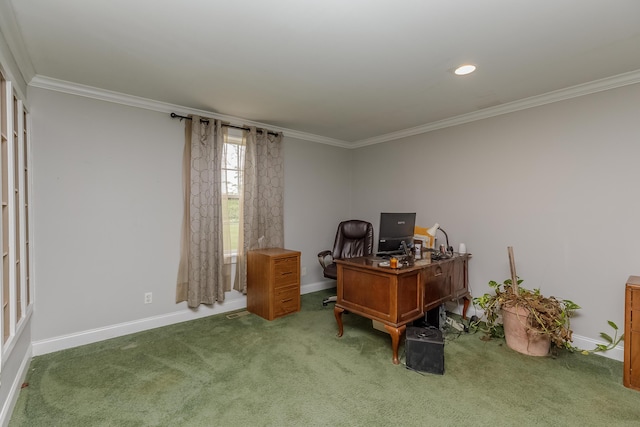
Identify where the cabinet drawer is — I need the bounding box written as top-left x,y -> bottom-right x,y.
274,285 -> 300,317
632,308 -> 640,332
424,262 -> 453,305
632,290 -> 640,311
632,289 -> 640,332
274,257 -> 299,287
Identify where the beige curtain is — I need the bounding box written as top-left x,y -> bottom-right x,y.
176,116 -> 230,307
236,127 -> 284,293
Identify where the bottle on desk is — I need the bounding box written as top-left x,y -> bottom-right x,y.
414,242 -> 422,259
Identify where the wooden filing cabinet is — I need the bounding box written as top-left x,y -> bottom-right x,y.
247,248 -> 301,320
624,275 -> 640,391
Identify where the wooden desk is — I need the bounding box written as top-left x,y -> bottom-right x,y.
334,254 -> 470,364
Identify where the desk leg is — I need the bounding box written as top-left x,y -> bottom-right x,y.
462,295 -> 471,320
334,306 -> 345,337
383,324 -> 406,365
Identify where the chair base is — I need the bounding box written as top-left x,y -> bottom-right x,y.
322,295 -> 337,306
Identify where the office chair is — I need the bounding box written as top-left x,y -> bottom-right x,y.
318,219 -> 374,306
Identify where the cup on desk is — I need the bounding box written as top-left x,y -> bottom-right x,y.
458,243 -> 467,254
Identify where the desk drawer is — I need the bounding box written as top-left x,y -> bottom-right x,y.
274,257 -> 299,287
274,285 -> 300,317
424,262 -> 453,308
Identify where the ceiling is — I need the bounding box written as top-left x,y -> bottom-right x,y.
3,0 -> 640,146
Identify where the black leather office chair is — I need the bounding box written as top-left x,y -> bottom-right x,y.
318,220 -> 374,306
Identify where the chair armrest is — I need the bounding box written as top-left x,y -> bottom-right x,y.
317,250 -> 333,270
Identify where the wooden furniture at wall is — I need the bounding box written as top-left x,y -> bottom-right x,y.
334,254 -> 470,364
247,248 -> 301,321
624,275 -> 640,391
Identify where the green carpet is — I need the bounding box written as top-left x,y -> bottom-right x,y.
10,289 -> 640,426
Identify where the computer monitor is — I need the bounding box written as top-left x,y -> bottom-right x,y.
377,212 -> 416,254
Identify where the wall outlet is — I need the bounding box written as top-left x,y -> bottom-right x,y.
144,292 -> 152,304
301,267 -> 307,276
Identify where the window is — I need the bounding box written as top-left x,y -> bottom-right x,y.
13,94 -> 21,322
1,71 -> 8,343
221,128 -> 245,255
0,69 -> 32,355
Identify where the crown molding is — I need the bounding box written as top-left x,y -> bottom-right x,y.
28,68 -> 640,150
351,69 -> 640,148
27,75 -> 352,148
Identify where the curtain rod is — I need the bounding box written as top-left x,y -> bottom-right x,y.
170,113 -> 280,137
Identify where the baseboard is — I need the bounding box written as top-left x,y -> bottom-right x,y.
572,334 -> 624,362
32,298 -> 246,356
0,344 -> 32,427
32,280 -> 336,356
300,280 -> 335,294
444,302 -> 624,362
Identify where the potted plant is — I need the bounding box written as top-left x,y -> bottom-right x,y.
473,247 -> 580,356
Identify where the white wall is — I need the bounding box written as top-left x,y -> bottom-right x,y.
28,87 -> 351,350
351,83 -> 640,343
25,75 -> 639,359
283,136 -> 353,285
30,88 -> 185,341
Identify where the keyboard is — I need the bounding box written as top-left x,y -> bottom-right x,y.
376,250 -> 403,258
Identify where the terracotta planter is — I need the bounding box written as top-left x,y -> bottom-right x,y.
501,304 -> 551,356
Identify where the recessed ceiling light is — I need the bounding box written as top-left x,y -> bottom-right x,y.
454,64 -> 476,76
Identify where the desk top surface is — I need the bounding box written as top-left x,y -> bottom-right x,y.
335,253 -> 468,273
248,248 -> 301,257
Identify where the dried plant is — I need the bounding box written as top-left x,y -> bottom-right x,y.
474,278 -> 580,349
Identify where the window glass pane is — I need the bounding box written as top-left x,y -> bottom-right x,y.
222,128 -> 244,254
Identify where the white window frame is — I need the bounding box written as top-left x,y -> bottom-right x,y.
0,70 -> 33,365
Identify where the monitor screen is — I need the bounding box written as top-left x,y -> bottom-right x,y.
377,212 -> 416,253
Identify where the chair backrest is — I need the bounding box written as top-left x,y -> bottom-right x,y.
331,220 -> 374,260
